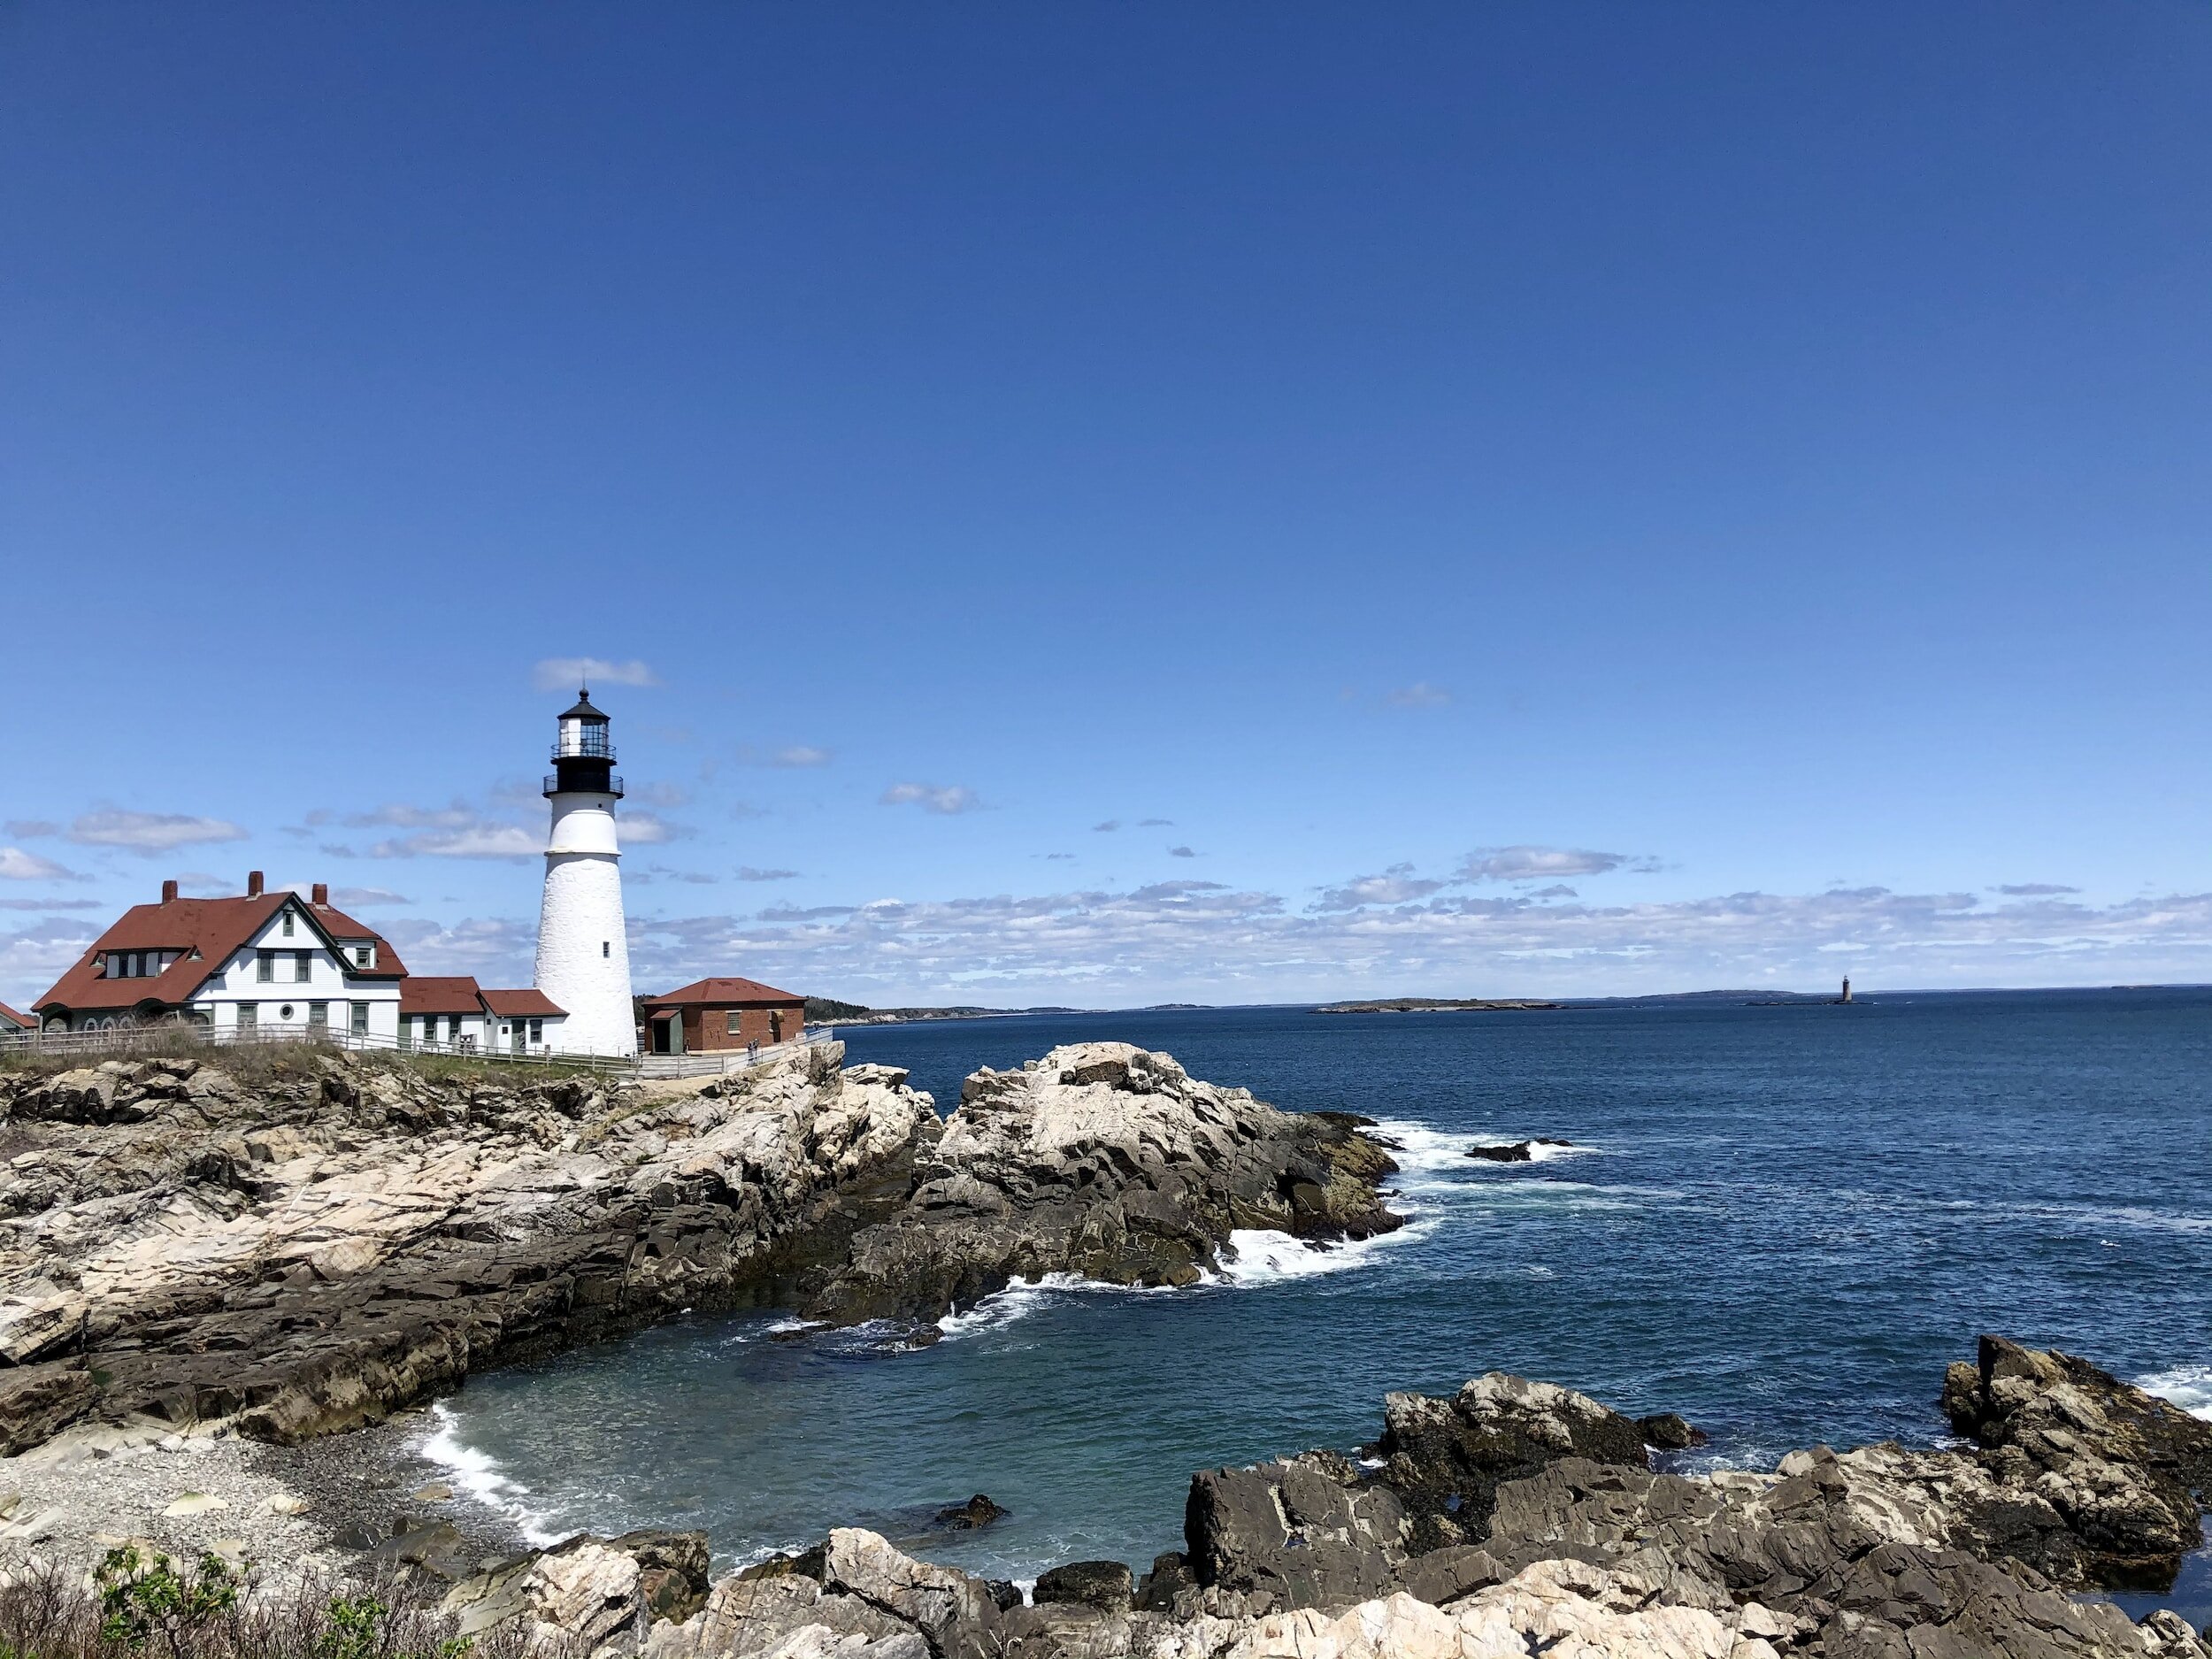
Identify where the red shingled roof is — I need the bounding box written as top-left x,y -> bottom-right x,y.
400,977 -> 489,1016
0,1002 -> 34,1032
482,988 -> 564,1018
399,979 -> 566,1018
35,892 -> 408,1016
642,976 -> 803,1007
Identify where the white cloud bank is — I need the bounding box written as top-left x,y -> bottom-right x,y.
614,880 -> 2212,1008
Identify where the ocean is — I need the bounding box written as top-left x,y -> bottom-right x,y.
421,990 -> 2212,1622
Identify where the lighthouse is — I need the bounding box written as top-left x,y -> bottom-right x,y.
533,689 -> 637,1056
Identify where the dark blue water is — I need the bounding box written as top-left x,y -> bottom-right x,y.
429,992 -> 2212,1617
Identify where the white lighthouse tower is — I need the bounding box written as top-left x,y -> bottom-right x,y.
533,688 -> 637,1056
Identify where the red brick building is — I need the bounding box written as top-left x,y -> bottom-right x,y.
638,976 -> 807,1055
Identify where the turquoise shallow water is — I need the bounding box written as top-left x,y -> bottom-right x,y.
426,991 -> 2212,1620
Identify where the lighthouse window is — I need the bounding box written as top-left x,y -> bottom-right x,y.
603,941 -> 610,957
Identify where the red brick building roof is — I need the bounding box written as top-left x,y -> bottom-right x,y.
35,891 -> 408,1016
641,976 -> 803,1007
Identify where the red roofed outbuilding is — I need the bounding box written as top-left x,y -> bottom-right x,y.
638,976 -> 806,1056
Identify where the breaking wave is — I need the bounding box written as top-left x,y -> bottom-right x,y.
419,1402 -> 565,1546
2139,1365 -> 2212,1421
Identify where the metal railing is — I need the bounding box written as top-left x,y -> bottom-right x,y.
0,1021 -> 634,1074
636,1032 -> 835,1079
541,772 -> 624,797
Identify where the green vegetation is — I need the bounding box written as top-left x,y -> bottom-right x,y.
803,996 -> 873,1021
0,1548 -> 518,1659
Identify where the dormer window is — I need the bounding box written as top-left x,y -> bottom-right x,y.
353,945 -> 373,968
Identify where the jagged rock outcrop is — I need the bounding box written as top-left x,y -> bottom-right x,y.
562,1520 -> 2212,1659
1160,1346 -> 2209,1654
1943,1334 -> 2212,1583
442,1527 -> 713,1647
0,1044 -> 935,1451
800,1043 -> 1401,1325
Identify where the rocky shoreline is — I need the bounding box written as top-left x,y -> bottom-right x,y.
1,1042 -> 2207,1656
0,1040 -> 1395,1450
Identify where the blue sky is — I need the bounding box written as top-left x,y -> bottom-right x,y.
4,3 -> 2210,1009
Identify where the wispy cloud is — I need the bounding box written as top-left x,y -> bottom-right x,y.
3,820 -> 58,839
1995,883 -> 2080,896
67,809 -> 249,854
370,824 -> 539,860
1093,821 -> 1121,833
621,810 -> 687,845
882,782 -> 984,815
1168,845 -> 1197,859
345,802 -> 480,830
1139,818 -> 1174,827
737,866 -> 801,881
532,657 -> 659,693
1312,864 -> 1451,911
634,781 -> 694,810
1386,682 -> 1452,709
330,887 -> 411,908
1460,845 -> 1654,882
738,745 -> 832,769
0,848 -> 82,881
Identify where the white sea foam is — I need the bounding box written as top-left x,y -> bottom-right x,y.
419,1402 -> 565,1546
1215,1223 -> 1433,1285
1364,1119 -> 1600,1183
936,1271 -> 1204,1340
2139,1365 -> 2212,1421
1363,1119 -> 1483,1172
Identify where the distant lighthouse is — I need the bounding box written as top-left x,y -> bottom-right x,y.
534,689 -> 637,1056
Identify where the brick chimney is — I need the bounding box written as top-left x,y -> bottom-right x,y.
247,870 -> 265,898
311,883 -> 329,907
161,879 -> 179,903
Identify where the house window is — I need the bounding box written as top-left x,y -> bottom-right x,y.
281,910 -> 295,938
294,950 -> 313,983
726,1010 -> 742,1036
350,1002 -> 369,1037
529,1018 -> 542,1043
309,1002 -> 328,1029
236,1002 -> 257,1033
257,949 -> 275,982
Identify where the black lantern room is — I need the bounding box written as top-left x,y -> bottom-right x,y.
545,689 -> 626,798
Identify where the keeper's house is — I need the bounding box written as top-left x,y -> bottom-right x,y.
0,1002 -> 34,1033
638,976 -> 807,1056
33,872 -> 567,1054
35,873 -> 407,1039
